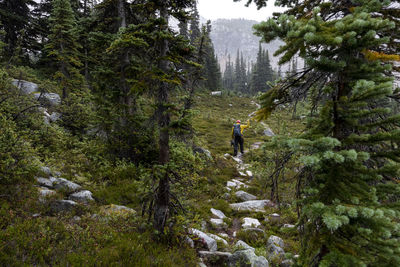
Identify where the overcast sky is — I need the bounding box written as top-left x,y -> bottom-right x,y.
197,0 -> 285,22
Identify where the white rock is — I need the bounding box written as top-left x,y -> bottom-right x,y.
232,157 -> 242,164
38,188 -> 56,202
251,142 -> 263,150
238,171 -> 247,176
263,127 -> 275,137
210,208 -> 226,219
209,234 -> 228,246
210,91 -> 222,96
34,92 -> 61,106
268,213 -> 281,223
36,177 -> 53,188
235,191 -> 257,201
246,170 -> 253,177
229,249 -> 269,267
219,233 -> 229,238
49,112 -> 61,122
230,200 -> 274,212
225,186 -> 232,192
231,179 -> 248,188
50,199 -> 77,213
234,240 -> 255,251
40,166 -> 52,176
227,181 -> 237,188
224,153 -> 231,158
198,251 -> 232,262
210,218 -> 226,227
185,236 -> 194,248
229,104 -> 233,107
53,178 -> 81,192
189,228 -> 217,252
242,217 -> 261,229
12,79 -> 38,94
267,235 -> 284,248
283,224 -> 295,228
69,190 -> 94,203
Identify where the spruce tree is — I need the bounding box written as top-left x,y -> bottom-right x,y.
46,0 -> 83,99
249,0 -> 400,265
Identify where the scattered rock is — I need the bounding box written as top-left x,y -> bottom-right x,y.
268,213 -> 281,223
209,234 -> 228,246
211,208 -> 226,219
246,170 -> 253,177
232,157 -> 243,164
52,178 -> 82,193
184,236 -> 195,248
219,233 -> 229,239
235,191 -> 257,201
234,240 -> 255,251
199,251 -> 232,265
222,192 -> 231,199
263,128 -> 275,137
73,216 -> 81,222
282,224 -> 295,229
189,228 -> 217,252
242,217 -> 261,229
34,92 -> 61,106
32,213 -> 41,218
210,91 -> 222,96
36,177 -> 53,188
99,204 -> 136,218
50,199 -> 77,213
40,166 -> 52,176
226,186 -> 232,192
238,171 -> 247,177
251,142 -> 263,150
230,200 -> 274,212
12,79 -> 38,94
229,249 -> 269,267
267,244 -> 285,261
210,218 -> 226,228
227,180 -> 248,189
69,190 -> 94,203
38,187 -> 56,197
49,112 -> 61,122
229,104 -> 233,107
267,235 -> 285,249
224,153 -> 231,158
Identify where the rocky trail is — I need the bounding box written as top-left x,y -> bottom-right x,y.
188,99 -> 297,267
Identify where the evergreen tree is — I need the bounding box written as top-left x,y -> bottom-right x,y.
189,2 -> 200,46
252,0 -> 400,265
250,44 -> 274,93
223,54 -> 235,91
203,20 -> 221,90
45,0 -> 83,99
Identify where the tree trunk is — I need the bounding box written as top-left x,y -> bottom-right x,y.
154,4 -> 171,233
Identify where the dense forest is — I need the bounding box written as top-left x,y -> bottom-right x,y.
0,0 -> 400,266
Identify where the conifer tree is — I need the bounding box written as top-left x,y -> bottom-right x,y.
246,0 -> 400,265
223,54 -> 235,91
46,0 -> 83,99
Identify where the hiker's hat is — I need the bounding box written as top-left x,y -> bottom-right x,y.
236,120 -> 241,123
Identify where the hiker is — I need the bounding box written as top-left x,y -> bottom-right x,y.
231,119 -> 250,156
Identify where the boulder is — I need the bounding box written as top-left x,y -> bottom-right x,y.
49,112 -> 61,122
52,178 -> 81,193
263,128 -> 275,137
210,208 -> 226,219
199,251 -> 232,266
210,218 -> 226,228
40,166 -> 53,176
234,240 -> 255,251
267,235 -> 285,248
282,224 -> 295,229
50,199 -> 77,213
242,217 -> 261,229
12,79 -> 38,94
229,249 -> 269,267
267,213 -> 281,223
210,91 -> 222,96
189,228 -> 217,252
99,204 -> 136,218
184,236 -> 195,248
69,190 -> 94,203
34,92 -> 61,106
36,177 -> 53,188
267,244 -> 285,261
208,234 -> 228,246
235,191 -> 257,201
230,200 -> 274,212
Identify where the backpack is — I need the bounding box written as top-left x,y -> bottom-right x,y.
233,124 -> 242,137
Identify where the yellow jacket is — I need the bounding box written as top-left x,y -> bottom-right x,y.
231,120 -> 250,139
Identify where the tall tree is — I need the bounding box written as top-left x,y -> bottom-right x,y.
46,0 -> 83,99
250,0 -> 400,265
